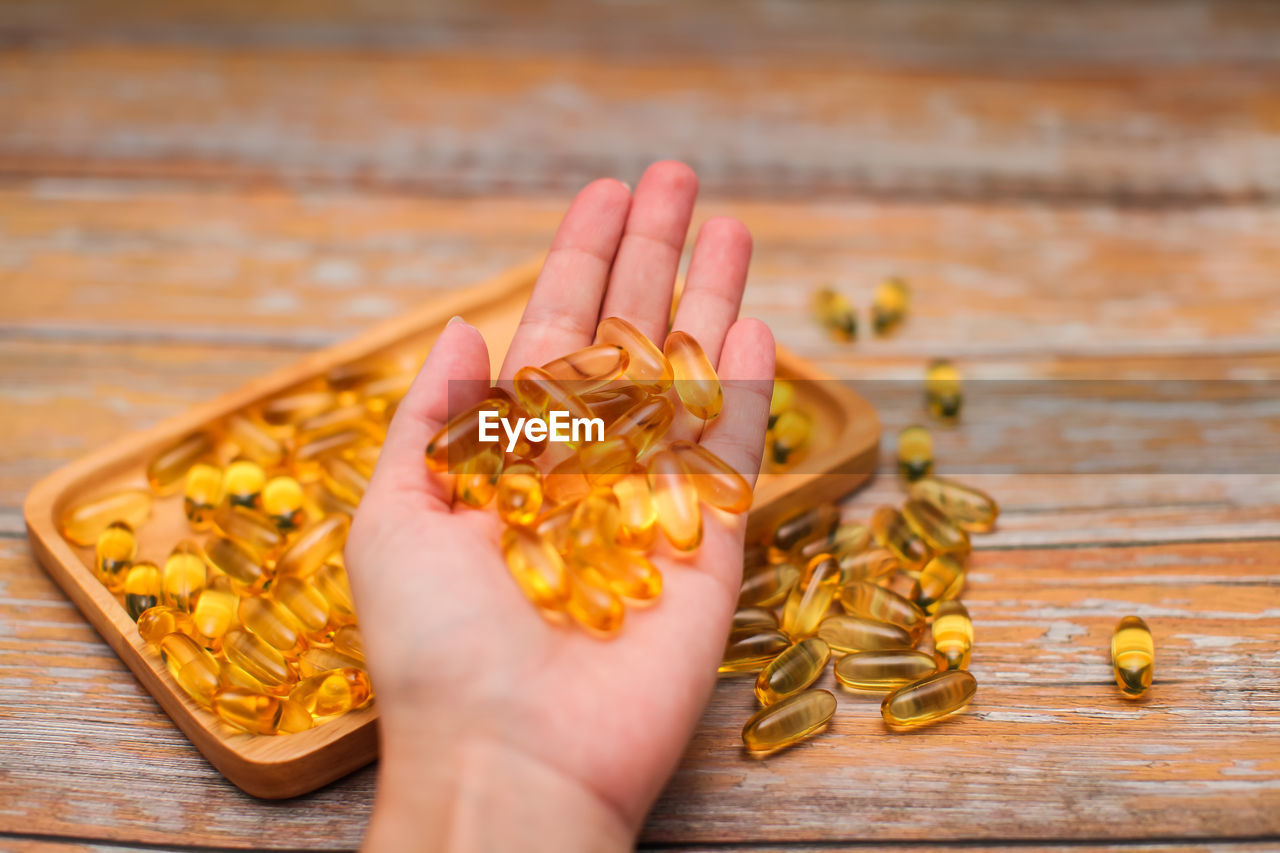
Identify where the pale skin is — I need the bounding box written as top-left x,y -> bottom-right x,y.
348,161 -> 776,852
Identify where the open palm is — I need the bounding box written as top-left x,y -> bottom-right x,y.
347,162 -> 775,848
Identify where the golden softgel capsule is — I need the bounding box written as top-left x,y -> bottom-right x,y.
604,394 -> 673,457
192,575 -> 238,642
755,637 -> 831,705
781,556 -> 841,638
612,468 -> 657,549
276,513 -> 351,579
1111,615 -> 1154,698
837,548 -> 900,584
664,330 -> 723,420
213,689 -> 287,735
872,276 -> 910,335
496,460 -> 544,526
596,316 -> 673,392
902,497 -> 970,555
204,535 -> 266,591
794,521 -> 869,566
183,463 -> 224,529
812,287 -> 857,342
222,459 -> 266,508
837,581 -> 927,639
742,689 -> 837,753
737,562 -> 799,609
769,504 -> 839,563
225,413 -> 286,468
222,628 -> 297,693
881,670 -> 977,730
908,476 -> 999,533
290,668 -> 373,717
870,506 -> 928,570
720,627 -> 790,674
160,632 -> 220,706
647,449 -> 702,552
834,650 -> 938,692
924,358 -> 962,422
136,605 -> 199,646
147,431 -> 215,495
212,504 -> 284,560
817,614 -> 914,654
60,488 -> 152,547
161,540 -> 207,612
932,601 -> 974,670
424,397 -> 510,472
768,409 -> 812,468
94,521 -> 136,593
238,595 -> 305,652
541,344 -> 630,393
262,475 -> 307,530
896,425 -> 934,482
501,526 -> 569,610
565,568 -> 625,635
123,561 -> 162,620
911,553 -> 966,615
671,440 -> 752,514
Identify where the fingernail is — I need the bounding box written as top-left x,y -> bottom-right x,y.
446,315 -> 465,328
620,181 -> 632,193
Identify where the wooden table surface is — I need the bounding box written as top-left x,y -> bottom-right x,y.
2,2 -> 1279,850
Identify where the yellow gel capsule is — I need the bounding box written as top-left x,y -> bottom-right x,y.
737,562 -> 799,608
720,627 -> 791,674
333,625 -> 364,661
582,385 -> 647,427
812,287 -> 857,342
454,444 -> 503,509
204,535 -> 267,591
769,504 -> 840,563
225,413 -> 286,467
872,276 -> 910,335
280,697 -> 315,733
565,568 -> 625,635
512,366 -> 594,427
769,410 -> 812,469
663,330 -> 723,420
896,425 -> 934,482
837,581 -> 927,638
313,560 -> 356,624
297,647 -> 365,679
239,595 -> 305,652
219,658 -> 271,694
768,379 -> 794,428
596,316 -> 674,392
325,359 -> 393,394
361,372 -> 413,420
835,650 -> 939,692
123,561 -> 161,620
162,540 -> 207,612
543,462 -> 592,506
870,505 -> 929,571
495,460 -> 544,526
647,449 -> 702,552
911,553 -> 966,615
222,459 -> 266,508
296,403 -> 374,443
290,668 -> 373,717
223,628 -> 297,693
262,475 -> 307,531
578,437 -> 637,486
795,521 -> 869,566
192,575 -> 239,643
272,575 -> 332,635
213,689 -> 286,735
292,429 -> 370,482
838,548 -> 901,583
276,513 -> 351,579
612,468 -> 657,549
425,397 -> 511,472
501,526 -> 570,610
346,444 -> 381,478
732,607 -> 779,632
576,547 -> 662,601
881,669 -> 976,730
908,477 -> 999,533
212,504 -> 285,560
756,637 -> 831,705
94,521 -> 136,592
902,497 -> 970,555
925,359 -> 962,422
147,431 -> 216,495
541,344 -> 630,393
183,463 -> 223,529
136,605 -> 199,646
742,689 -> 837,753
159,632 -> 220,707
485,388 -> 547,460
60,488 -> 152,547
603,394 -> 674,457
1112,615 -> 1155,698
817,614 -> 915,654
261,388 -> 339,427
781,556 -> 841,639
319,455 -> 369,507
671,440 -> 752,514
932,601 -> 974,670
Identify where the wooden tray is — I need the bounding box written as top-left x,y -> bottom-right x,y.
23,257 -> 880,799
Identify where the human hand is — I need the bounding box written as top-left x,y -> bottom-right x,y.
348,161 -> 776,852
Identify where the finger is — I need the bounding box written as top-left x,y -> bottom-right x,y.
371,317 -> 491,507
499,179 -> 632,379
598,161 -> 698,345
669,216 -> 751,367
699,317 -> 775,489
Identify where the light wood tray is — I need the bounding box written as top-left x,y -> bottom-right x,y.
23,258 -> 880,798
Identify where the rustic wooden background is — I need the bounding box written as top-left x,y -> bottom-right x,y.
2,1 -> 1279,850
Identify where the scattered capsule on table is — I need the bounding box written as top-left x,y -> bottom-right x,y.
756,637 -> 831,705
925,359 -> 962,422
648,449 -> 702,552
204,535 -> 267,592
603,394 -> 674,457
59,488 -> 152,547
424,397 -> 511,472
732,607 -> 779,632
870,505 -> 929,571
501,526 -> 569,610
541,344 -> 630,393
213,689 -> 287,735
319,455 -> 370,507
932,601 -> 974,670
239,595 -> 305,652
290,668 -> 373,717
192,574 -> 239,643
671,440 -> 753,514
222,628 -> 297,693
160,632 -> 220,706
262,475 -> 307,530
596,316 -> 674,392
720,627 -> 791,674
742,689 -> 837,753
136,605 -> 199,646
738,561 -> 800,609
769,410 -> 812,468
183,463 -> 224,529
161,540 -> 207,612
872,276 -> 910,335
225,413 -> 286,468
275,513 -> 351,579
817,614 -> 915,654
769,504 -> 840,563
896,425 -> 934,482
454,444 -> 503,509
147,432 -> 216,495
211,504 -> 285,560
881,670 -> 977,731
908,477 -> 999,533
222,459 -> 266,508
837,581 -> 927,638
812,287 -> 857,342
902,497 -> 970,555
664,331 -> 723,420
911,553 -> 966,615
496,460 -> 544,526
123,561 -> 162,620
611,468 -> 657,549
1111,615 -> 1155,698
837,548 -> 901,584
781,556 -> 842,638
94,521 -> 136,592
835,650 -> 939,692
768,379 -> 794,428
795,521 -> 869,566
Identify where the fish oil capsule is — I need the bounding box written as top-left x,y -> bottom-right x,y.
564,490 -> 621,556
60,488 -> 152,547
94,521 -> 136,592
543,462 -> 592,506
768,410 -> 812,468
738,562 -> 799,608
261,388 -> 339,427
159,633 -> 220,706
239,595 -> 305,652
147,431 -> 216,495
837,547 -> 901,583
346,443 -> 381,478
183,463 -> 223,529
838,581 -> 927,638
319,455 -> 370,507
296,403 -> 376,443
578,436 -> 636,486
136,605 -> 199,646
611,468 -> 657,549
298,647 -> 365,678
292,429 -> 371,482
781,556 -> 841,638
262,475 -> 307,530
332,625 -> 364,661
484,388 -> 547,460
425,397 -> 511,472
603,394 -> 674,457
219,658 -> 271,693
276,513 -> 351,579
212,504 -> 285,560
213,689 -> 286,735
664,331 -> 722,420
454,444 -> 503,509
541,344 -> 630,393
670,441 -> 753,514
742,689 -> 836,753
326,359 -> 393,394
290,668 -> 373,717
902,498 -> 970,555
576,547 -> 662,601
361,372 -> 413,420
582,385 -> 647,427
280,697 -> 315,733
596,316 -> 674,392
835,650 -> 939,692
795,522 -> 869,566
1112,615 -> 1154,698
756,638 -> 831,705
495,460 -> 544,526
872,276 -> 910,335
720,627 -> 791,674
192,574 -> 238,642
908,477 -> 999,533
896,425 -> 933,482
565,568 -> 625,635
501,526 -> 570,610
272,575 -> 332,635
925,358 -> 962,422
932,601 -> 974,670
162,540 -> 207,612
123,562 -> 161,620
512,366 -> 594,427
313,560 -> 356,624
882,669 -> 976,730
223,628 -> 297,693
818,614 -> 915,654
222,459 -> 266,508
870,506 -> 929,571
225,413 -> 286,467
769,504 -> 840,563
768,379 -> 794,428
647,449 -> 702,552
732,607 -> 779,632
812,287 -> 857,342
204,535 -> 267,591
911,553 -> 966,615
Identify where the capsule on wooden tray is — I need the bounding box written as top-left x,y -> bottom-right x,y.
261,388 -> 339,427
239,595 -> 305,653
222,628 -> 297,693
881,670 -> 977,730
768,379 -> 794,428
742,689 -> 837,753
932,601 -> 974,670
275,513 -> 351,579
147,431 -> 216,495
756,637 -> 831,705
183,463 -> 224,529
896,424 -> 933,482
768,504 -> 840,563
212,504 -> 285,560
289,668 -> 373,717
213,689 -> 288,735
869,506 -> 928,571
272,575 -> 332,635
60,488 -> 152,547
781,556 -> 841,638
222,459 -> 266,508
835,650 -> 938,692
192,575 -> 239,642
720,627 -> 790,674
204,534 -> 267,591
541,344 -> 630,393
670,440 -> 753,514
664,331 -> 723,420
817,614 -> 915,654
136,605 -> 199,646
911,553 -> 966,615
320,455 -> 370,507
160,632 -> 220,707
596,316 -> 674,392
908,476 -> 999,533
737,562 -> 800,609
94,521 -> 136,593
837,580 -> 927,638
161,540 -> 208,612
648,449 -> 702,552
925,358 -> 963,422
313,560 -> 357,624
292,428 -> 370,482
123,561 -> 162,620
1111,615 -> 1154,698
902,497 -> 970,555
332,625 -> 364,661
768,410 -> 812,468
262,475 -> 307,530
225,413 -> 286,468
